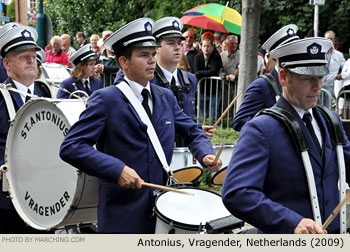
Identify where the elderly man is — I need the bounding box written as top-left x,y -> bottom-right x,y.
182,30 -> 198,73
61,33 -> 76,58
0,25 -> 51,233
90,34 -> 100,54
222,37 -> 350,234
220,35 -> 240,81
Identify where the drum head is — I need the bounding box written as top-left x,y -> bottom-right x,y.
5,98 -> 87,230
211,167 -> 227,185
154,188 -> 231,230
173,166 -> 202,183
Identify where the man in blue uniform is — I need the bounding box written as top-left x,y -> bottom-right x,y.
115,17 -> 215,144
233,24 -> 299,131
57,44 -> 102,99
0,26 -> 51,233
222,37 -> 350,234
59,18 -> 221,233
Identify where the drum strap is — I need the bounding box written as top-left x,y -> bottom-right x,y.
316,105 -> 347,234
0,83 -> 16,121
116,81 -> 173,180
257,107 -> 322,226
260,73 -> 281,102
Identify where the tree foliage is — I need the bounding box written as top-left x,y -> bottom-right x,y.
44,0 -> 350,54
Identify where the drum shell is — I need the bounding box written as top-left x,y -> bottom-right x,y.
4,98 -> 98,230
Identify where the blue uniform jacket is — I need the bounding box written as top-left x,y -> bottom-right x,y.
233,68 -> 281,131
59,84 -> 213,233
222,96 -> 350,234
0,59 -> 8,83
1,78 -> 51,210
57,76 -> 103,99
114,65 -> 198,121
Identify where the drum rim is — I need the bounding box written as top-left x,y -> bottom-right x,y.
154,186 -> 221,232
211,166 -> 228,185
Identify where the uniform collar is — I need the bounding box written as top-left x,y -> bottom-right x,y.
13,79 -> 34,102
124,76 -> 152,102
158,63 -> 178,85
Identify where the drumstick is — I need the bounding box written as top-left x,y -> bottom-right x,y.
213,144 -> 224,165
322,190 -> 350,230
141,182 -> 194,195
213,90 -> 243,128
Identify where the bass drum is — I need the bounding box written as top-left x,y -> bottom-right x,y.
3,98 -> 98,230
154,186 -> 232,234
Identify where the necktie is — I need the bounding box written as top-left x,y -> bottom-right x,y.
171,76 -> 176,86
25,89 -> 31,102
303,112 -> 322,156
141,89 -> 152,119
84,80 -> 92,95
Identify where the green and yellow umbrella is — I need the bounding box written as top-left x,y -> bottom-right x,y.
184,3 -> 242,35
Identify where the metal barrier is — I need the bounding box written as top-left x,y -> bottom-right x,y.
196,77 -> 238,128
100,72 -> 117,88
318,88 -> 333,109
337,90 -> 350,121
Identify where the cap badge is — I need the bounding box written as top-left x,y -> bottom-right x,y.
145,22 -> 152,35
172,20 -> 180,30
21,30 -> 32,40
286,28 -> 295,37
307,43 -> 322,58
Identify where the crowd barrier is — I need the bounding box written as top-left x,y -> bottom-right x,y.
318,88 -> 333,110
100,72 -> 117,88
196,77 -> 238,128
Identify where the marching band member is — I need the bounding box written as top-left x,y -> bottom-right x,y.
222,37 -> 350,234
59,18 -> 221,233
57,44 -> 102,99
0,26 -> 51,234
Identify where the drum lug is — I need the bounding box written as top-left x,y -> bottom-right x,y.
168,221 -> 175,234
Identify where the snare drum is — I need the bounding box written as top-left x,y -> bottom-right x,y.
210,144 -> 234,185
170,147 -> 202,183
3,98 -> 98,230
154,187 -> 232,233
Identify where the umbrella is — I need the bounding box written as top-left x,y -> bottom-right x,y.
184,3 -> 242,35
180,15 -> 228,34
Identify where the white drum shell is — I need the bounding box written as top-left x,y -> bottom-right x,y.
4,98 -> 98,230
154,187 -> 232,234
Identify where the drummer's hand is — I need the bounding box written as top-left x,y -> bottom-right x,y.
202,125 -> 216,139
118,166 -> 144,189
294,218 -> 327,234
202,154 -> 222,172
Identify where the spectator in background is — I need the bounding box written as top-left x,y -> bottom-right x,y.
323,30 -> 345,107
75,31 -> 87,48
194,31 -> 223,124
219,34 -> 228,53
182,30 -> 198,73
220,35 -> 239,81
61,34 -> 76,58
95,31 -> 118,87
90,34 -> 100,54
45,36 -> 70,67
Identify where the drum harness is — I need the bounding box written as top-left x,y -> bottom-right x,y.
116,81 -> 176,185
260,72 -> 281,102
257,106 -> 348,233
154,64 -> 191,111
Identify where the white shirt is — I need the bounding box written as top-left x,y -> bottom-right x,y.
158,64 -> 179,86
124,76 -> 153,114
341,58 -> 350,87
292,104 -> 322,147
13,80 -> 34,103
324,48 -> 346,87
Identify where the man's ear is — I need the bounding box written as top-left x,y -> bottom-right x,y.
118,56 -> 128,70
2,57 -> 10,72
279,68 -> 288,87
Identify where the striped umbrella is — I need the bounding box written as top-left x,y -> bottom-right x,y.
184,3 -> 242,35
